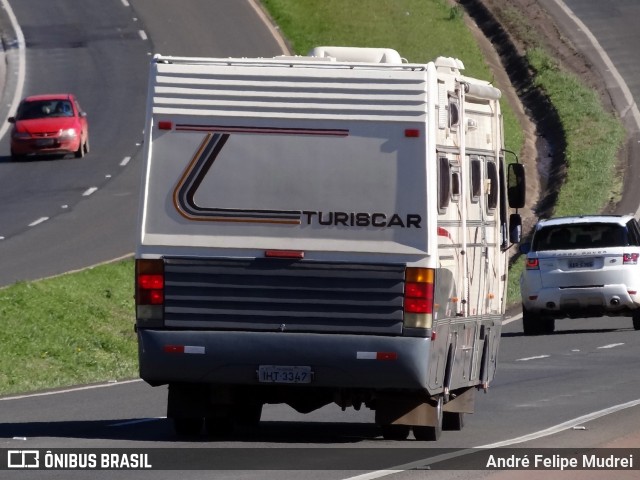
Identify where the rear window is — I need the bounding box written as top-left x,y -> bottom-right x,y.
532,223 -> 631,251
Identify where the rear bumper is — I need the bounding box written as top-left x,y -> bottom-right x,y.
138,329 -> 431,390
521,283 -> 640,317
11,138 -> 80,156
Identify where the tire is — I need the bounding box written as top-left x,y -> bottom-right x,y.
10,151 -> 25,161
233,402 -> 263,428
412,396 -> 443,441
413,424 -> 441,441
522,306 -> 539,336
75,138 -> 86,158
380,424 -> 411,440
173,417 -> 203,437
633,310 -> 640,330
74,144 -> 84,158
540,316 -> 555,334
442,411 -> 465,431
205,415 -> 234,438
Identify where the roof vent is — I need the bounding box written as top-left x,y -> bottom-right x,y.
307,46 -> 405,64
435,56 -> 465,72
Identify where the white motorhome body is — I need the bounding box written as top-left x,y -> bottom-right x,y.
135,47 -> 524,440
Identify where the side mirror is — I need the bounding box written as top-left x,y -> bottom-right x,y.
7,117 -> 15,124
507,163 -> 526,209
509,213 -> 522,244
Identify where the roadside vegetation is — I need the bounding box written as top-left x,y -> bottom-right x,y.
0,260 -> 136,395
0,0 -> 624,395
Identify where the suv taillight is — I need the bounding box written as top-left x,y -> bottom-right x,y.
623,253 -> 639,265
136,259 -> 164,326
526,258 -> 539,270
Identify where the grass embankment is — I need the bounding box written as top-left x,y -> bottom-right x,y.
0,261 -> 137,395
0,0 -> 624,395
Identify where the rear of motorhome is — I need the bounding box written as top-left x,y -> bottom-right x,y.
135,46 -> 525,440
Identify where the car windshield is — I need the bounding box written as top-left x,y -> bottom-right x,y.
17,100 -> 73,120
532,223 -> 629,251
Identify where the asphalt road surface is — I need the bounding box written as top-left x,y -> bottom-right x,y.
0,0 -> 286,287
2,315 -> 640,480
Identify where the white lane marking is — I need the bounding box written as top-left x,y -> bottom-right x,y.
120,0 -> 130,6
28,217 -> 49,227
516,355 -> 550,361
598,343 -> 625,349
0,379 -> 143,401
479,397 -> 640,448
503,313 -> 521,325
341,398 -> 640,480
82,187 -> 98,196
109,417 -> 165,427
120,156 -> 131,167
138,30 -> 148,40
0,0 -> 26,142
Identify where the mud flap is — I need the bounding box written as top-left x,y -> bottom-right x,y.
442,386 -> 475,414
375,394 -> 440,427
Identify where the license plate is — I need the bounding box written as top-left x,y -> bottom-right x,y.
568,260 -> 594,269
36,138 -> 55,147
258,365 -> 312,384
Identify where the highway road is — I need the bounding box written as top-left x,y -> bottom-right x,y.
0,0 -> 286,286
1,1 -> 640,479
2,315 -> 640,479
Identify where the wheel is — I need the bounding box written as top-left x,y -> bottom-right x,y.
75,138 -> 86,158
380,424 -> 411,440
173,417 -> 203,437
522,306 -> 539,335
75,143 -> 84,158
413,424 -> 441,441
522,307 -> 555,335
233,401 -> 263,428
442,411 -> 465,431
540,316 -> 555,334
10,151 -> 25,161
633,310 -> 640,330
205,408 -> 235,438
412,396 -> 442,441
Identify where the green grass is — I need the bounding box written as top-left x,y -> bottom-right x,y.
0,261 -> 137,395
527,48 -> 625,215
0,0 -> 625,394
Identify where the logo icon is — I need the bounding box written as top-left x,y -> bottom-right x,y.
7,450 -> 39,469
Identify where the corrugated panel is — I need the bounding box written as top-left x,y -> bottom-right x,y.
152,59 -> 428,121
163,258 -> 405,334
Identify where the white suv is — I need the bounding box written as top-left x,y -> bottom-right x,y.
519,215 -> 640,335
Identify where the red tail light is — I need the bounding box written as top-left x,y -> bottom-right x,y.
526,258 -> 539,270
136,259 -> 164,305
404,268 -> 434,329
623,253 -> 639,265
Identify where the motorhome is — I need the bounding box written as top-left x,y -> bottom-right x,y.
135,46 -> 525,440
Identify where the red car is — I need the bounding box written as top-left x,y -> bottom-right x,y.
8,93 -> 90,160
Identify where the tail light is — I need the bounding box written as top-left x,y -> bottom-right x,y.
136,259 -> 164,326
623,253 -> 639,265
403,267 -> 434,329
526,257 -> 539,270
